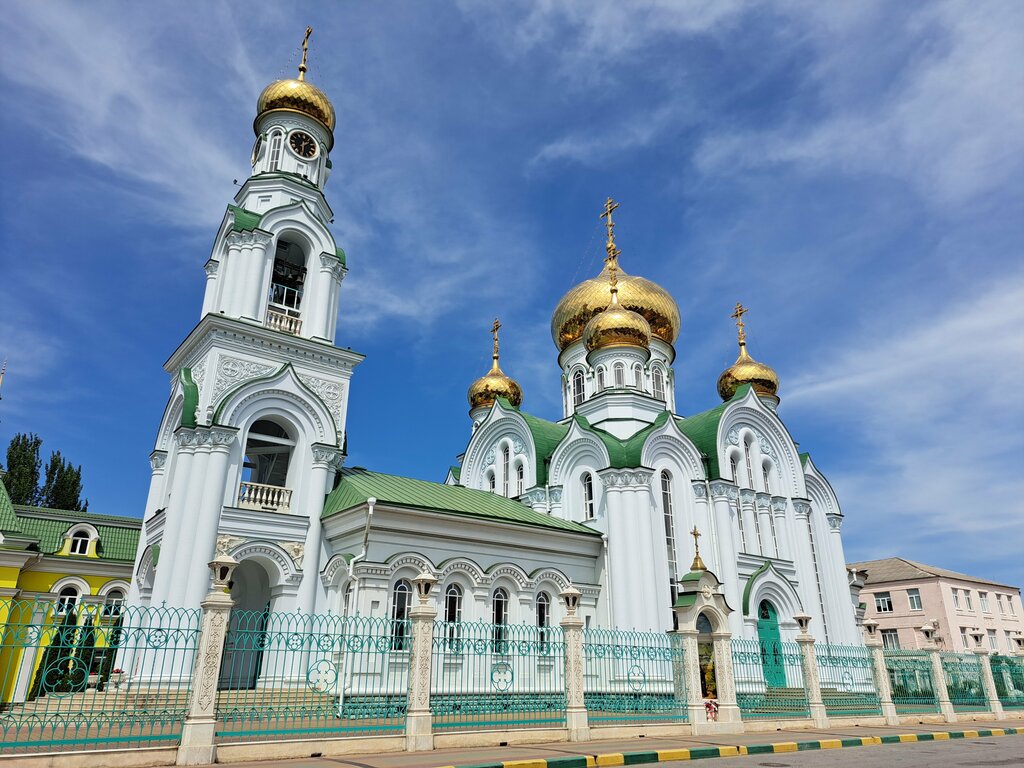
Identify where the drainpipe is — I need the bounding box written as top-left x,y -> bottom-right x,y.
347,497 -> 375,615
545,483 -> 551,514
602,534 -> 613,628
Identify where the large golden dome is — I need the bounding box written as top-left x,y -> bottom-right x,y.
717,344 -> 779,401
583,282 -> 652,352
552,264 -> 680,351
257,78 -> 336,133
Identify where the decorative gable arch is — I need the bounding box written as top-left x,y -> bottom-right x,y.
461,404 -> 536,491
717,389 -> 805,497
258,202 -> 336,258
742,561 -> 803,620
640,419 -> 706,480
548,421 -> 610,487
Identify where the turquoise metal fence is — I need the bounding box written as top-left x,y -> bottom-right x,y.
990,654 -> 1024,710
215,612 -> 407,742
815,643 -> 881,718
430,620 -> 565,731
882,650 -> 938,714
582,627 -> 686,725
731,638 -> 809,720
939,652 -> 986,712
0,598 -> 201,753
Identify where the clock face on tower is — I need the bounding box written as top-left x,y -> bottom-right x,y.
289,131 -> 318,159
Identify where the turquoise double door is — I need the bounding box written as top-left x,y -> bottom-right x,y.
757,600 -> 786,688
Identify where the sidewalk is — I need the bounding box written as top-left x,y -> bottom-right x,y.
213,718 -> 1024,768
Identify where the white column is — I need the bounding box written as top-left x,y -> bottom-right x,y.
755,493 -> 776,558
201,260 -> 219,316
297,447 -> 342,615
561,605 -> 589,741
709,483 -> 741,629
405,586 -> 437,752
166,437 -> 212,608
739,489 -> 760,555
791,500 -> 822,634
625,473 -> 662,631
795,622 -> 829,728
864,630 -> 901,725
973,646 -> 1005,718
244,236 -> 272,321
150,433 -> 196,607
182,429 -> 236,610
770,497 -> 789,559
129,451 -> 167,605
224,235 -> 252,318
601,473 -> 638,630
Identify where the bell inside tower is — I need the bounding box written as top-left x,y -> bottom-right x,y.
267,239 -> 306,333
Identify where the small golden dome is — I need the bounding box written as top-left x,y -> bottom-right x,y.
468,318 -> 523,412
257,78 -> 336,133
583,287 -> 652,352
717,344 -> 780,400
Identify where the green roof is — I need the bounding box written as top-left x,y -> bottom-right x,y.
335,246 -> 346,267
179,367 -> 199,428
448,465 -> 461,482
11,505 -> 141,562
502,401 -> 569,485
323,468 -> 600,537
578,411 -> 672,470
227,204 -> 263,232
0,477 -> 21,535
799,452 -> 810,468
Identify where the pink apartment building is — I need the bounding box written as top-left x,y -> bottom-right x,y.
849,557 -> 1023,654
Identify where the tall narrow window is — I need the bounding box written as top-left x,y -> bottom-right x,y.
660,471 -> 678,582
268,131 -> 283,170
730,457 -> 746,549
492,588 -> 509,652
502,445 -> 510,497
515,463 -> 524,497
762,464 -> 771,494
964,591 -> 974,610
582,473 -> 595,520
613,363 -> 625,388
743,439 -> 754,489
57,586 -> 79,613
596,367 -> 606,392
730,457 -> 739,485
343,583 -> 353,615
445,584 -> 463,623
652,368 -> 665,401
633,364 -> 644,389
103,589 -> 125,617
391,579 -> 412,650
572,370 -> 585,406
806,511 -> 829,642
536,591 -> 551,645
487,471 -> 495,493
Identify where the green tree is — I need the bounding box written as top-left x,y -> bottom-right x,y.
27,607 -> 79,700
40,451 -> 88,511
3,433 -> 42,505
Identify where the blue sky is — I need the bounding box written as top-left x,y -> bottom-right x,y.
1,1 -> 1022,586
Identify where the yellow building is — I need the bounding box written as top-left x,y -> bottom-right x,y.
0,476 -> 140,704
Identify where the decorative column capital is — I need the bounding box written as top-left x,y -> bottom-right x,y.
754,492 -> 771,511
792,499 -> 812,517
709,480 -> 736,500
825,513 -> 843,531
770,496 -> 788,514
598,468 -> 653,489
208,426 -> 239,450
226,230 -> 272,249
173,427 -> 199,448
691,481 -> 708,499
312,443 -> 345,470
204,259 -> 220,277
149,450 -> 168,471
739,488 -> 756,507
319,251 -> 346,282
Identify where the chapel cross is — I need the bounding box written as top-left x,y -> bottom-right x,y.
490,318 -> 501,361
690,526 -> 707,571
600,197 -> 621,266
298,26 -> 313,81
730,302 -> 749,345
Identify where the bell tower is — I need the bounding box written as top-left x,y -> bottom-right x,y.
129,30 -> 363,615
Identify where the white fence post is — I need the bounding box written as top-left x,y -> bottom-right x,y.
794,613 -> 829,728
919,624 -> 956,723
560,586 -> 590,742
177,556 -> 237,766
862,619 -> 900,725
406,570 -> 437,752
970,631 -> 1004,719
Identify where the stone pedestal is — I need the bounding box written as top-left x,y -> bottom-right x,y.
866,642 -> 900,725
927,646 -> 957,723
796,634 -> 829,728
405,600 -> 437,751
974,648 -> 1005,719
561,613 -> 590,742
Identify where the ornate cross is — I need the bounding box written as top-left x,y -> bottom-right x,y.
600,197 -> 621,266
690,526 -> 701,551
298,26 -> 313,80
730,302 -> 748,345
490,317 -> 501,361
690,526 -> 707,572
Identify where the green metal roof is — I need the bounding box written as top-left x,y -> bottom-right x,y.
11,505 -> 141,562
227,204 -> 263,232
448,465 -> 461,482
0,478 -> 21,535
335,246 -> 346,266
799,452 -> 810,468
510,403 -> 570,485
577,410 -> 671,470
179,368 -> 199,428
323,467 -> 600,537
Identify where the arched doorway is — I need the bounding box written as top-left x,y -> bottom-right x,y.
696,613 -> 717,699
757,600 -> 785,687
219,559 -> 272,690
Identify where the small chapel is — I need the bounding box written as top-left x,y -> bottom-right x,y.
129,34 -> 864,674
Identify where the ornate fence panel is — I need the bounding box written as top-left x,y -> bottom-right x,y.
939,652 -> 986,712
731,638 -> 809,720
430,621 -> 565,731
215,612 -> 407,742
0,599 -> 201,753
815,643 -> 881,718
883,650 -> 938,714
582,627 -> 686,725
990,655 -> 1024,710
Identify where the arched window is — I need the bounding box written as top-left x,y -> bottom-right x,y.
57,586 -> 79,614
537,591 -> 551,645
240,419 -> 295,511
660,471 -> 678,582
502,445 -> 510,497
613,363 -> 625,388
730,456 -> 747,550
572,370 -> 585,406
492,588 -> 509,652
391,579 -> 412,650
487,471 -> 496,493
730,457 -> 739,484
268,131 -> 283,170
515,463 -> 524,497
582,473 -> 595,520
103,589 -> 125,617
652,368 -> 666,401
743,438 -> 754,490
762,463 -> 772,494
445,584 -> 463,623
69,531 -> 90,556
268,239 -> 306,333
343,582 -> 354,615
633,363 -> 644,389
596,367 -> 606,392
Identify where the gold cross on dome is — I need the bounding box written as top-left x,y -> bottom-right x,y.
298,26 -> 313,81
690,526 -> 701,549
490,318 -> 501,360
730,302 -> 748,345
600,197 -> 621,264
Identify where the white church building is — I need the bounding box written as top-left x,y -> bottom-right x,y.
129,44 -> 863,664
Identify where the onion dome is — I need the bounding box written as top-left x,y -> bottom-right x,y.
552,199 -> 679,351
583,264 -> 652,352
255,28 -> 336,135
716,303 -> 780,401
468,319 -> 523,412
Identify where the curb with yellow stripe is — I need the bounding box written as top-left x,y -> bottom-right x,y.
433,727 -> 1019,768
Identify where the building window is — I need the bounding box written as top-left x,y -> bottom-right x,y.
103,589 -> 125,617
502,445 -> 510,497
880,629 -> 900,649
963,590 -> 973,610
56,586 -> 79,613
613,363 -> 625,388
515,463 -> 524,497
980,591 -> 990,613
907,588 -> 922,611
743,439 -> 754,489
536,591 -> 550,645
69,531 -> 90,555
487,471 -> 495,493
268,131 -> 283,170
444,583 -> 463,624
596,367 -> 605,392
988,629 -> 998,650
582,473 -> 595,520
391,579 -> 412,650
875,592 -> 893,613
240,419 -> 295,509
492,588 -> 509,652
1010,597 -> 1017,616
952,589 -> 961,609
660,471 -> 678,583
960,627 -> 970,649
633,363 -> 644,389
652,368 -> 665,401
572,370 -> 585,406
997,594 -> 1005,615
761,464 -> 771,494
343,583 -> 353,615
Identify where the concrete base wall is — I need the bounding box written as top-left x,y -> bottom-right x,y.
433,728 -> 568,749
0,747 -> 177,768
214,735 -> 407,763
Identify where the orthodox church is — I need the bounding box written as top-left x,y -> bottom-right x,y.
129,35 -> 862,654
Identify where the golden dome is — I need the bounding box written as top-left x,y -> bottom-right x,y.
717,343 -> 780,401
583,282 -> 652,352
468,319 -> 523,412
255,28 -> 335,136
